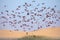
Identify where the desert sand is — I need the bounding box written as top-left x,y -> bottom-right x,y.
0,27 -> 60,38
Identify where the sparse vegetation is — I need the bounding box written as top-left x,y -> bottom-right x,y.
0,36 -> 60,40
17,36 -> 60,40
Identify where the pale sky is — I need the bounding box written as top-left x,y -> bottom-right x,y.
0,0 -> 60,32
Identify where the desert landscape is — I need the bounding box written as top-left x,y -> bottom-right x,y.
0,0 -> 60,40
0,27 -> 60,40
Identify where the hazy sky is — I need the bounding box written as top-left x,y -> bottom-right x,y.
0,0 -> 60,32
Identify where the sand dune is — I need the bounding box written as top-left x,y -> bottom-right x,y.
0,27 -> 60,38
